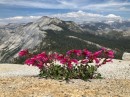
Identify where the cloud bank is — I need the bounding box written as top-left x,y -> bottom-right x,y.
0,0 -> 130,12
0,0 -> 130,22
0,16 -> 41,25
52,11 -> 122,23
0,11 -> 123,25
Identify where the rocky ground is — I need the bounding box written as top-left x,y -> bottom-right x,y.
0,59 -> 130,97
0,77 -> 130,97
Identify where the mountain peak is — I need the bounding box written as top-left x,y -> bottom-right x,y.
35,16 -> 62,26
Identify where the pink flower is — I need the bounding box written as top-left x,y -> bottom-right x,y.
56,54 -> 64,61
36,52 -> 47,59
101,48 -> 114,58
93,50 -> 102,57
102,59 -> 112,64
97,58 -> 113,67
88,55 -> 100,64
22,48 -> 114,71
106,59 -> 112,62
25,58 -> 36,65
101,47 -> 106,51
86,50 -> 102,64
73,50 -> 82,56
81,59 -> 89,64
70,59 -> 78,64
91,50 -> 103,64
107,50 -> 114,58
82,49 -> 92,57
67,50 -> 73,55
37,64 -> 43,69
48,52 -> 58,61
67,49 -> 82,56
42,57 -> 49,62
35,52 -> 50,63
60,58 -> 68,64
18,49 -> 28,57
94,58 -> 100,64
67,59 -> 78,69
67,62 -> 73,69
36,61 -> 44,69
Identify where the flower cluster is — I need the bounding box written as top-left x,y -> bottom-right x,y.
18,49 -> 28,57
18,48 -> 114,80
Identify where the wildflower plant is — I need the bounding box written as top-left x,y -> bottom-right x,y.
18,48 -> 114,81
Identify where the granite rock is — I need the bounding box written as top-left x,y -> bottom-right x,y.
122,52 -> 130,61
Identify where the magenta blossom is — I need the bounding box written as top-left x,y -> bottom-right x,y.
67,59 -> 78,69
107,50 -> 114,58
67,62 -> 73,69
92,50 -> 103,64
96,58 -> 112,67
59,58 -> 78,69
67,49 -> 82,56
102,59 -> 112,64
73,50 -> 82,56
93,50 -> 102,57
36,61 -> 44,69
25,58 -> 36,66
86,50 -> 102,64
22,48 -> 114,70
66,50 -> 72,55
82,49 -> 92,57
101,48 -> 114,58
81,59 -> 89,64
18,49 -> 28,57
36,52 -> 47,60
35,52 -> 50,63
71,59 -> 78,64
60,58 -> 68,64
56,54 -> 64,61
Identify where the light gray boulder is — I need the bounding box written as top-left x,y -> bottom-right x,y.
122,52 -> 130,61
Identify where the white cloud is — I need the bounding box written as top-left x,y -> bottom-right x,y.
0,16 -> 41,25
0,0 -> 76,9
57,0 -> 78,9
0,11 -> 124,25
106,14 -> 121,19
0,0 -> 130,12
82,2 -> 130,11
119,7 -> 130,11
52,11 -> 123,23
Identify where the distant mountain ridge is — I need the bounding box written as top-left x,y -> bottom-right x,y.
0,16 -> 85,62
80,21 -> 130,39
0,16 -> 130,63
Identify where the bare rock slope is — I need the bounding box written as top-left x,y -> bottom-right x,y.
0,16 -> 83,62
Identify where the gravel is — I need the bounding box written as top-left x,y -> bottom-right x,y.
0,77 -> 130,97
0,59 -> 130,79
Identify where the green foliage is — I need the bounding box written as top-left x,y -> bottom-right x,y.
39,30 -> 128,59
12,56 -> 27,64
39,64 -> 102,81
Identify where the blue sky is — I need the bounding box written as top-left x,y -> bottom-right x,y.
0,0 -> 130,24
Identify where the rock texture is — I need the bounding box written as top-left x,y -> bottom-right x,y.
97,59 -> 130,79
0,16 -> 83,62
0,77 -> 130,97
0,16 -> 130,63
122,52 -> 130,61
0,64 -> 39,77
